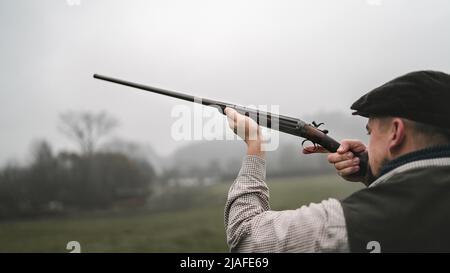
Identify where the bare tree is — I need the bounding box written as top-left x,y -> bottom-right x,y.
58,111 -> 118,155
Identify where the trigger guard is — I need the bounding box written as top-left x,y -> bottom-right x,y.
302,139 -> 318,151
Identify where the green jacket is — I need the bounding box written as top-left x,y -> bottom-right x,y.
341,145 -> 450,252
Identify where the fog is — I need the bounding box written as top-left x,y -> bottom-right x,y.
1,0 -> 450,164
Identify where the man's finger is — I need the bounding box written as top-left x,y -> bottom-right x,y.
302,146 -> 329,154
224,107 -> 238,123
334,158 -> 359,170
328,152 -> 354,163
227,118 -> 236,130
337,142 -> 350,153
337,139 -> 366,154
338,166 -> 360,177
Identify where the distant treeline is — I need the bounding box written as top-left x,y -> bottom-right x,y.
0,141 -> 155,219
0,111 -> 157,219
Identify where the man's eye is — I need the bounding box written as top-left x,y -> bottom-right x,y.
366,131 -> 371,135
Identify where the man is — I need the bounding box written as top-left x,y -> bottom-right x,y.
224,70 -> 450,252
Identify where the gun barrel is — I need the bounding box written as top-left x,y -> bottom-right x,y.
93,74 -> 227,107
93,74 -> 339,152
93,74 -> 302,127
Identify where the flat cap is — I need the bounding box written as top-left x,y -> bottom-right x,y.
351,70 -> 450,129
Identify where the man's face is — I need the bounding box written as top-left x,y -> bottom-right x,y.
367,117 -> 391,177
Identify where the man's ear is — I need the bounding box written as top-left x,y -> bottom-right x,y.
389,118 -> 406,150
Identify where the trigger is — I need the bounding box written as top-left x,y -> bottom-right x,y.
302,139 -> 318,151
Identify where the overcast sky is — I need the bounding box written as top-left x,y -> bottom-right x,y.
1,0 -> 449,165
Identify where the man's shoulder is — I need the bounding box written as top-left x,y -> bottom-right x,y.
341,164 -> 450,207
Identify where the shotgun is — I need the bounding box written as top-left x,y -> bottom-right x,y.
93,74 -> 369,177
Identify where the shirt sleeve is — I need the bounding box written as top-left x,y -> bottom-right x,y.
224,155 -> 349,253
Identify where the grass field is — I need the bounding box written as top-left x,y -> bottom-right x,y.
0,175 -> 362,252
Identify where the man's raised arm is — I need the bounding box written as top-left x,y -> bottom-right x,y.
223,108 -> 350,253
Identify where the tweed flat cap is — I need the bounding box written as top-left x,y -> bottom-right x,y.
351,70 -> 450,129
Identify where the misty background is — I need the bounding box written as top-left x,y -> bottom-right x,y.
0,0 -> 449,252
2,0 -> 449,166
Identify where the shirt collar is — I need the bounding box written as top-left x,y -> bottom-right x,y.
379,144 -> 450,176
369,144 -> 450,188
